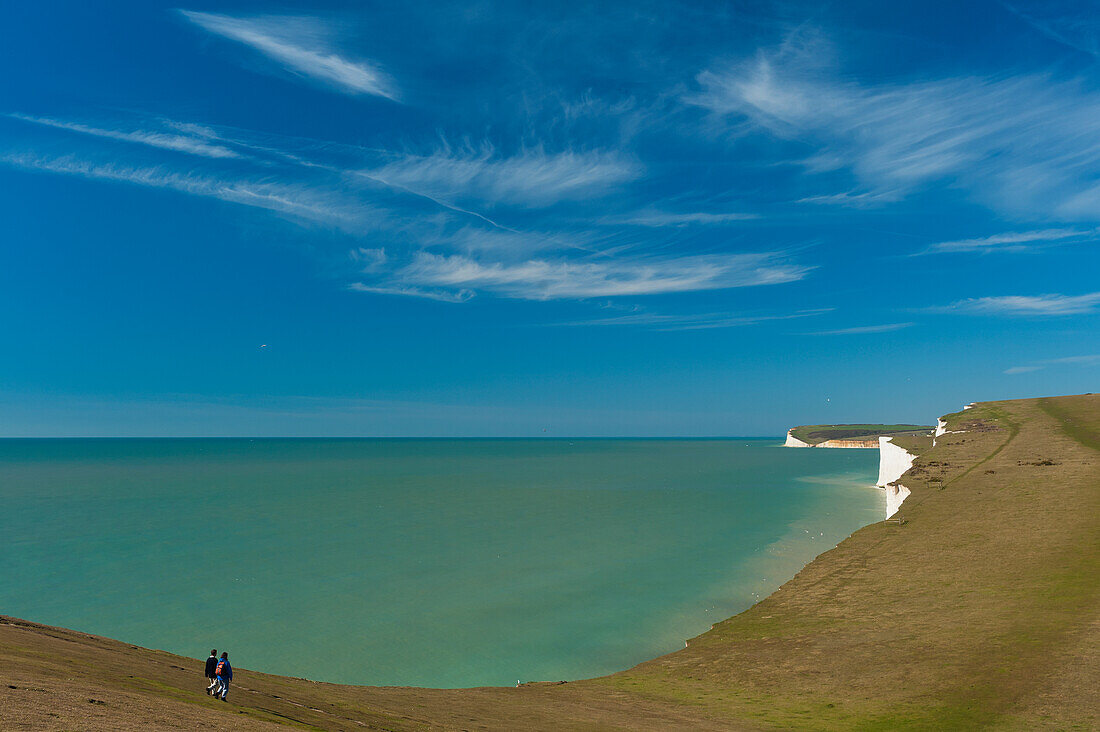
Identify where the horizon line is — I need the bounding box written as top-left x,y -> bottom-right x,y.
0,434 -> 782,441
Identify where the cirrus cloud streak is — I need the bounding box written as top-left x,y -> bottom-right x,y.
179,10 -> 399,100
690,43 -> 1100,219
932,292 -> 1100,316
353,250 -> 810,301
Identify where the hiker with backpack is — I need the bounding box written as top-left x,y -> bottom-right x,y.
204,649 -> 219,695
212,651 -> 233,701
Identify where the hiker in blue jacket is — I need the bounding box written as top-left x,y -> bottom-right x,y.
213,652 -> 233,701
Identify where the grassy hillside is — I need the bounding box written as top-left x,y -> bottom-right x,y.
883,430 -> 935,454
788,424 -> 933,445
3,394 -> 1097,730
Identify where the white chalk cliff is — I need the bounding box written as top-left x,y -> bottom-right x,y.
783,430 -> 878,448
876,436 -> 915,519
784,428 -> 918,519
815,438 -> 880,448
784,430 -> 812,447
934,406 -> 973,445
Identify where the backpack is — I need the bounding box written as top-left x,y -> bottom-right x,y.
216,660 -> 227,677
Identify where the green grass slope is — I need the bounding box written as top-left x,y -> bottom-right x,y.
3,394 -> 1097,730
883,430 -> 935,455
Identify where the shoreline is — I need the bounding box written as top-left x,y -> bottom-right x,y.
0,452 -> 889,691
1,437 -> 880,691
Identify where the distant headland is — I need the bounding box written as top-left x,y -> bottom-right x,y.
784,423 -> 936,519
784,423 -> 934,448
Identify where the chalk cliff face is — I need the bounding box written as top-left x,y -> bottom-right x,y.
876,437 -> 915,486
784,428 -> 918,519
880,483 -> 911,519
877,436 -> 916,519
934,408 -> 973,445
783,422 -> 931,519
783,430 -> 878,448
784,430 -> 812,447
815,438 -> 879,448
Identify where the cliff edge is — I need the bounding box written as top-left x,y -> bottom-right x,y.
785,423 -> 933,519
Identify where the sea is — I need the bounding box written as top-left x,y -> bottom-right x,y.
0,438 -> 881,688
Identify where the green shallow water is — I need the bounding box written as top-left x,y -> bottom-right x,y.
1,438 -> 881,687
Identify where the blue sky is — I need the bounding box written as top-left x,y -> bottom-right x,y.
1,0 -> 1098,436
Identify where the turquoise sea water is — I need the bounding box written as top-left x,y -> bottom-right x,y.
1,438 -> 880,688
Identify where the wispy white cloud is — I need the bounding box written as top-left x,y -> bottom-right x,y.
0,151 -> 366,226
9,114 -> 241,159
348,283 -> 474,303
367,145 -> 640,207
557,308 -> 831,330
179,10 -> 398,100
435,227 -> 569,255
4,113 -> 810,307
161,120 -> 222,139
352,250 -> 809,301
1004,353 -> 1100,374
2,127 -> 807,304
797,190 -> 900,208
611,210 -> 759,226
933,292 -> 1100,316
919,228 -> 1092,254
690,45 -> 1100,218
1003,365 -> 1043,374
1048,353 -> 1100,365
1002,1 -> 1100,57
811,322 -> 914,335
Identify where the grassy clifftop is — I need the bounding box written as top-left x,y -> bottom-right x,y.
788,423 -> 933,445
884,430 -> 935,454
3,394 -> 1097,730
